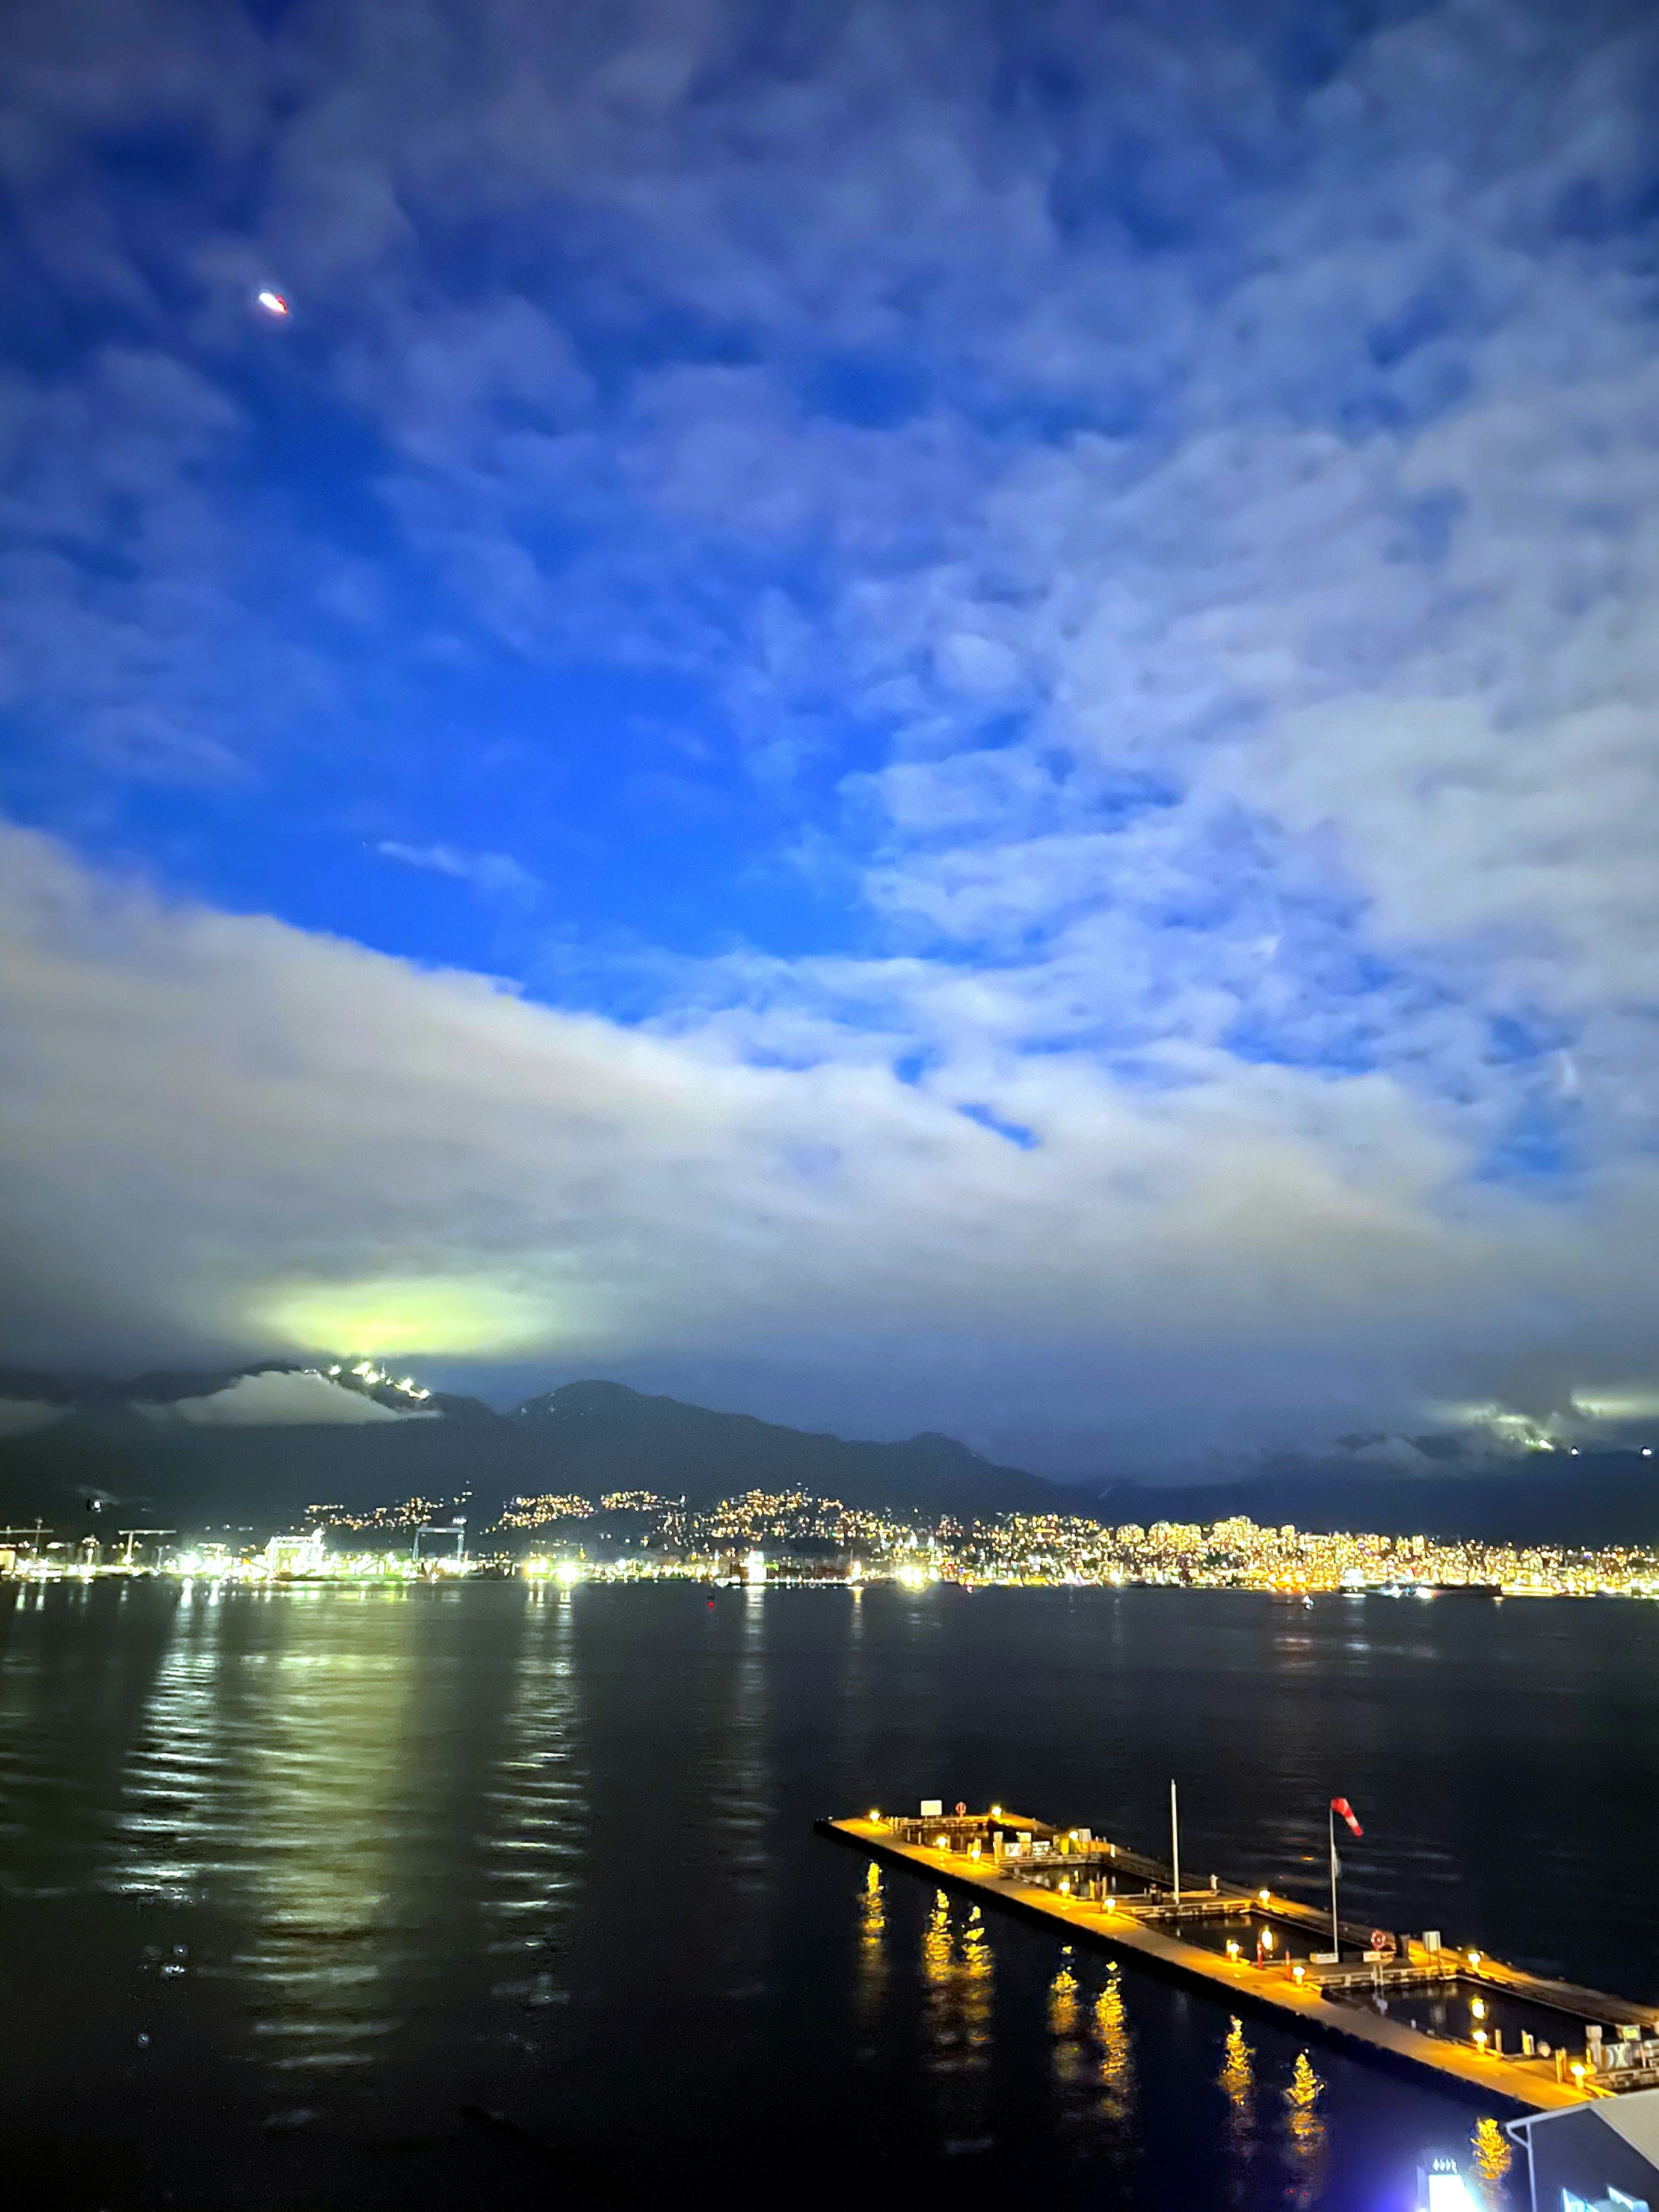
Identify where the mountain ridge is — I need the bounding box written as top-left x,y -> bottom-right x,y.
2,1363 -> 1653,1544
0,1366 -> 1062,1524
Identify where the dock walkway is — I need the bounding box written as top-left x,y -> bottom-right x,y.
819,1811 -> 1659,2115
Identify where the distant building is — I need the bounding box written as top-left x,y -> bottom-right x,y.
264,1531 -> 325,1576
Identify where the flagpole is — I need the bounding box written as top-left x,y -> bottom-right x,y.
1328,1803 -> 1338,1958
1170,1778 -> 1180,1911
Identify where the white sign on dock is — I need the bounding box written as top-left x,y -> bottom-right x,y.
920,1798 -> 943,1816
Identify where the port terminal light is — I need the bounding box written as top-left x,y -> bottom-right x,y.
1421,2158 -> 1477,2212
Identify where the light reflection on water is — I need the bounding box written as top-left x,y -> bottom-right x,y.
1284,2049 -> 1329,2208
113,1586 -> 428,2076
855,1859 -> 886,2036
481,1590 -> 585,2023
920,1888 -> 994,2147
1470,2114 -> 1515,2208
1092,1961 -> 1138,2167
1219,2013 -> 1258,2199
2,1578 -> 1615,2206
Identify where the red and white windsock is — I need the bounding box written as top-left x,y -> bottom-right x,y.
1331,1797 -> 1363,1837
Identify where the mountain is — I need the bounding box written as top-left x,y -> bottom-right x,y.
0,1367 -> 1061,1529
3,1363 -> 1653,1544
1061,1457 -> 1659,1547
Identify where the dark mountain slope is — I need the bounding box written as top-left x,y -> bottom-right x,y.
5,1367 -> 1653,1544
0,1376 -> 1061,1527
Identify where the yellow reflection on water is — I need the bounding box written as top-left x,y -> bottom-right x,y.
1219,2015 -> 1257,2196
920,1889 -> 995,2145
1093,1961 -> 1137,2133
855,1860 -> 887,2031
1469,2116 -> 1513,2206
960,1903 -> 992,2059
1283,2050 -> 1328,2208
1048,1951 -> 1080,2040
1048,1948 -> 1090,2127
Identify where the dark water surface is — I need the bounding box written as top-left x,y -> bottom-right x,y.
3,1580 -> 1655,2209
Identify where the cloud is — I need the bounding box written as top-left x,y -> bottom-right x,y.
0,1397 -> 68,1438
3,820 -> 1657,1466
135,1369 -> 430,1426
377,842 -> 541,904
4,2 -> 1659,1468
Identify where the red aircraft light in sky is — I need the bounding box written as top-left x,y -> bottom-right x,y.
256,290 -> 289,316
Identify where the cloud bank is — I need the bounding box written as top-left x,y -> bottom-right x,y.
3,822 -> 1655,1466
134,1369 -> 430,1426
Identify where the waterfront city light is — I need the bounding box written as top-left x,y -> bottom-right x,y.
7,1487 -> 1657,1598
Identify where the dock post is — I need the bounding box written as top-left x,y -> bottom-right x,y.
1170,1778 -> 1181,1908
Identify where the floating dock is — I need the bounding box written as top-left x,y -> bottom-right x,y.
818,1808 -> 1659,2115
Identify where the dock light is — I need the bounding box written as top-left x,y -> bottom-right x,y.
1293,1964 -> 1306,1985
1259,1888 -> 1271,1904
991,1805 -> 1002,1819
1467,1950 -> 1481,1966
1474,2029 -> 1488,2049
1262,1928 -> 1275,1952
934,1834 -> 948,1850
1226,1941 -> 1241,1961
868,1809 -> 881,1823
1570,2062 -> 1586,2084
1058,1878 -> 1071,1896
1470,1998 -> 1486,2021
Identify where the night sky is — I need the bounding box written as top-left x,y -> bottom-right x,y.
3,0 -> 1657,1471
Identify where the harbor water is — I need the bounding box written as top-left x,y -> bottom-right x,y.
3,1578 -> 1655,2208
